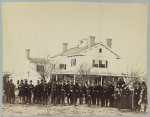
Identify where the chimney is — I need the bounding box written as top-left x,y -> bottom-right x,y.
89,36 -> 95,47
25,49 -> 30,59
106,39 -> 112,48
62,43 -> 68,52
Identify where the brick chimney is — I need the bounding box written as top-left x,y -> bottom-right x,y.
62,43 -> 68,52
25,49 -> 30,59
88,36 -> 95,47
106,39 -> 112,48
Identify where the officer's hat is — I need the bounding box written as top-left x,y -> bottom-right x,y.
30,80 -> 32,82
21,80 -> 23,82
25,80 -> 27,82
10,79 -> 13,81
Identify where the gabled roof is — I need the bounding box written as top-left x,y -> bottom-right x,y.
52,42 -> 121,59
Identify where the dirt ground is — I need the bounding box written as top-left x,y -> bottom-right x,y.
0,103 -> 148,116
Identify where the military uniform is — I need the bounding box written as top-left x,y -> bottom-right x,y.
86,85 -> 93,107
134,84 -> 141,110
108,83 -> 115,107
8,80 -> 15,104
96,84 -> 102,106
33,80 -> 40,104
51,82 -> 57,105
24,81 -> 29,104
18,80 -> 25,104
65,82 -> 70,104
69,83 -> 74,105
78,84 -> 84,104
101,83 -> 109,107
60,83 -> 66,106
73,83 -> 79,106
28,81 -> 34,104
42,82 -> 48,105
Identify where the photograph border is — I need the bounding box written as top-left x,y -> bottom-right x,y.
0,0 -> 149,117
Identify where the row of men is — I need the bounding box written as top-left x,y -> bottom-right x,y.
3,78 -> 147,112
5,79 -> 117,107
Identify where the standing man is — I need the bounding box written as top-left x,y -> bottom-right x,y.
101,83 -> 109,107
69,82 -> 74,105
18,80 -> 25,104
108,82 -> 115,107
78,83 -> 84,105
33,80 -> 40,104
65,81 -> 70,104
97,82 -> 102,106
60,82 -> 66,106
24,80 -> 29,104
42,80 -> 48,105
138,82 -> 147,112
134,82 -> 141,111
28,80 -> 34,104
8,79 -> 16,104
73,82 -> 79,106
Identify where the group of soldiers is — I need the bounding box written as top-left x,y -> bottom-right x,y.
3,78 -> 147,112
16,79 -> 115,107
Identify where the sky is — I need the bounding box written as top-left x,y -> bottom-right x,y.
1,2 -> 147,75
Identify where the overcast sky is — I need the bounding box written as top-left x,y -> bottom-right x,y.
2,2 -> 147,75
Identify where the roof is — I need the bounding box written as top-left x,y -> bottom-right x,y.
52,42 -> 121,59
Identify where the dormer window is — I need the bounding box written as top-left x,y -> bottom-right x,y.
99,48 -> 102,53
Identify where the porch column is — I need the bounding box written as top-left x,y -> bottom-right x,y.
74,74 -> 76,85
56,74 -> 58,81
101,76 -> 103,86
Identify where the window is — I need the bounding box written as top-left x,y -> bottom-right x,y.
37,65 -> 44,72
99,48 -> 102,53
99,60 -> 108,68
59,64 -> 66,70
93,60 -> 98,67
71,59 -> 76,66
17,80 -> 20,85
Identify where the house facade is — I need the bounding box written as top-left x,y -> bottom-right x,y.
50,36 -> 124,85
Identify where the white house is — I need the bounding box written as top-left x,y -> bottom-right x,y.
50,36 -> 125,85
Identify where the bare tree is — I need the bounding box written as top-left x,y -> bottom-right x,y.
28,55 -> 57,81
122,64 -> 146,87
77,63 -> 92,84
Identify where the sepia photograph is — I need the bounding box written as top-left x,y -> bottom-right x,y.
1,1 -> 148,116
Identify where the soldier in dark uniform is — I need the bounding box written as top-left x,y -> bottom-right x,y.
138,82 -> 147,112
42,80 -> 48,105
18,80 -> 24,104
69,82 -> 74,105
78,83 -> 84,104
24,80 -> 29,104
86,83 -> 93,107
8,79 -> 15,104
4,81 -> 10,103
28,80 -> 34,104
134,82 -> 141,111
83,83 -> 88,104
92,83 -> 97,105
65,81 -> 70,104
73,82 -> 79,106
96,82 -> 102,106
33,80 -> 40,104
51,82 -> 57,106
47,81 -> 52,104
108,82 -> 115,107
60,82 -> 66,106
57,81 -> 61,104
101,83 -> 109,107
